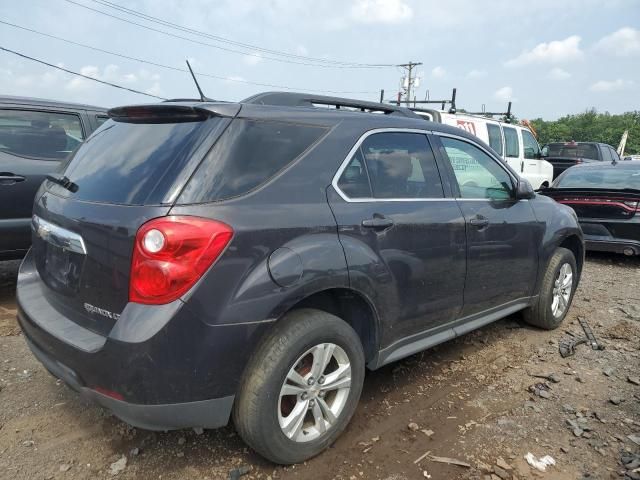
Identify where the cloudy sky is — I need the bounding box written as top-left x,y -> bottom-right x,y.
0,0 -> 638,119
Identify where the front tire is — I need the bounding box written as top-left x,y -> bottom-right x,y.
524,247 -> 577,330
233,308 -> 365,464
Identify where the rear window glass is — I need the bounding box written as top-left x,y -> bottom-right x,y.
544,143 -> 600,160
54,118 -> 220,205
486,124 -> 503,156
0,108 -> 84,160
555,167 -> 640,190
178,119 -> 327,203
503,127 -> 519,157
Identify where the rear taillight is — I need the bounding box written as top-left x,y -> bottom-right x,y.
130,216 -> 233,305
557,197 -> 639,213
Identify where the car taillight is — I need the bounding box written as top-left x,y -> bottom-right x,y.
130,216 -> 233,305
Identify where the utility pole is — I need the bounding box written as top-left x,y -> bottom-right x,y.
397,61 -> 422,104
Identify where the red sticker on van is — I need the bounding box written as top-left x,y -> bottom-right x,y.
456,120 -> 476,135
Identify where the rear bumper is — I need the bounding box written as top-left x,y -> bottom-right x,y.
16,250 -> 273,430
24,335 -> 234,431
584,237 -> 640,255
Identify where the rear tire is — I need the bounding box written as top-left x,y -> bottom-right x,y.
523,247 -> 577,330
233,308 -> 365,464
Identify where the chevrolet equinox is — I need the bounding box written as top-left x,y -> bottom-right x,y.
17,93 -> 584,464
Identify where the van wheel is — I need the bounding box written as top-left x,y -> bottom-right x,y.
523,247 -> 577,330
233,308 -> 365,464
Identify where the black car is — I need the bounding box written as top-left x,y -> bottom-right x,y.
542,141 -> 621,179
0,95 -> 107,260
16,93 -> 583,464
542,161 -> 640,256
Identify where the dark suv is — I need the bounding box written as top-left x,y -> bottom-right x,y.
16,93 -> 584,464
0,96 -> 107,260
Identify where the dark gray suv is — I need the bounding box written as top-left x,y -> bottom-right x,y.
0,96 -> 106,260
16,93 -> 584,464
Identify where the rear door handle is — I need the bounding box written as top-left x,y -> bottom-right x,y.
361,217 -> 394,230
469,216 -> 489,228
0,174 -> 26,184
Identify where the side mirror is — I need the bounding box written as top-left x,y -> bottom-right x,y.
515,179 -> 535,200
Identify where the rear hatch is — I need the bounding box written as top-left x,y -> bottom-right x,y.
543,188 -> 640,241
30,104 -> 235,335
544,189 -> 639,219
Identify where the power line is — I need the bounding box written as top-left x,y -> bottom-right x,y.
90,0 -> 394,68
0,20 -> 378,94
61,0 -> 391,69
0,46 -> 166,100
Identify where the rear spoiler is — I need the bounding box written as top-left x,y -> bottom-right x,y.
108,103 -> 240,123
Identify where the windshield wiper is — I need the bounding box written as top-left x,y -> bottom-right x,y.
46,174 -> 78,193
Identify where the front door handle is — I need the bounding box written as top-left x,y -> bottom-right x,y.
361,217 -> 394,230
0,173 -> 26,185
469,216 -> 489,228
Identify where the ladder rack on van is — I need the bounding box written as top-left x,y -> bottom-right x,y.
391,88 -> 458,114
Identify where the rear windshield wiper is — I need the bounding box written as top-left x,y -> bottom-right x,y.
46,174 -> 78,193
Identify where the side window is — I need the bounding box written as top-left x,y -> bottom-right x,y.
0,109 -> 84,160
503,126 -> 519,158
95,115 -> 109,128
337,149 -> 372,199
522,129 -> 540,159
440,137 -> 514,200
337,132 -> 443,200
601,145 -> 613,162
608,146 -> 620,162
361,132 -> 443,199
487,124 -> 503,156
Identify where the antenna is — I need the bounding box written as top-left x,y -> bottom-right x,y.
185,59 -> 206,101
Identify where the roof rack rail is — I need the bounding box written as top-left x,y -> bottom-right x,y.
393,88 -> 458,114
242,91 -> 418,117
465,101 -> 514,123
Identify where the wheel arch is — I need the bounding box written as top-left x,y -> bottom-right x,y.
280,287 -> 380,365
558,234 -> 584,280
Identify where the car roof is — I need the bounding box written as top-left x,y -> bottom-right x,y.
0,95 -> 106,111
566,160 -> 640,170
115,97 -> 482,142
546,141 -> 608,146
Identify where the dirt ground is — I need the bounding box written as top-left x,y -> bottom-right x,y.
1,254 -> 639,480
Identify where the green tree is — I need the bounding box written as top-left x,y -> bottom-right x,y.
530,109 -> 640,155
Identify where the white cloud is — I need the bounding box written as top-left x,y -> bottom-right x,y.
589,78 -> 634,92
349,0 -> 413,24
494,86 -> 513,102
595,27 -> 640,57
467,69 -> 487,79
548,67 -> 571,80
506,35 -> 583,66
431,66 -> 446,79
243,52 -> 263,66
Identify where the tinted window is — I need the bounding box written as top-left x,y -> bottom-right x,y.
0,109 -> 84,160
487,124 -> 503,156
503,127 -> 519,157
556,166 -> 640,190
354,132 -> 443,199
545,143 -> 600,160
337,150 -> 371,198
522,129 -> 540,159
56,119 -> 220,205
179,119 -> 327,203
608,146 -> 620,162
441,137 -> 513,200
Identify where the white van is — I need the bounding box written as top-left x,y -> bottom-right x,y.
412,110 -> 554,189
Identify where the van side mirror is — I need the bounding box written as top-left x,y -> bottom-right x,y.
515,179 -> 535,200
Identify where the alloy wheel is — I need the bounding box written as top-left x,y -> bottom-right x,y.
278,343 -> 351,443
